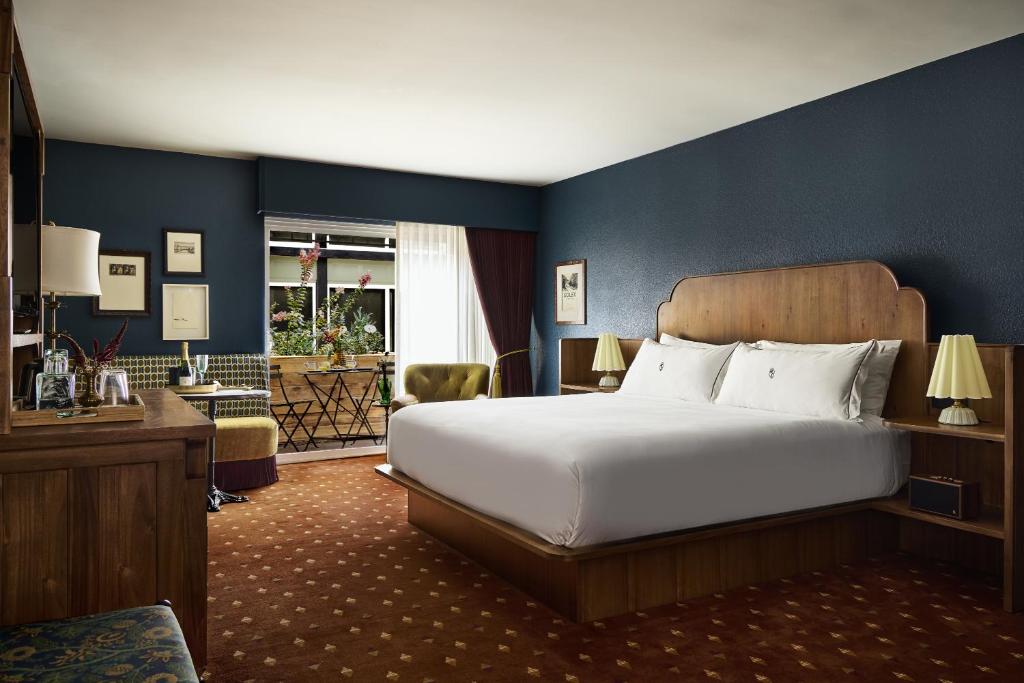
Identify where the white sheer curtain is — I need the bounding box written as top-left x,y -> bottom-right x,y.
395,222 -> 495,393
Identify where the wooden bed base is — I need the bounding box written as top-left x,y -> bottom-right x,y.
377,464 -> 900,621
380,261 -> 933,620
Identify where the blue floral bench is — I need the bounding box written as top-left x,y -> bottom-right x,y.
0,604 -> 199,682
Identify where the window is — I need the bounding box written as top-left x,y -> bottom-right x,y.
266,216 -> 396,356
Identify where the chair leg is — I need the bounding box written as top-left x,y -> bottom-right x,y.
293,401 -> 318,451
271,405 -> 302,452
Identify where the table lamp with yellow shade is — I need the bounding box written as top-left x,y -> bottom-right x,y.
592,332 -> 625,388
926,334 -> 992,426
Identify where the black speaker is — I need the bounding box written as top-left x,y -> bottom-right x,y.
909,475 -> 980,520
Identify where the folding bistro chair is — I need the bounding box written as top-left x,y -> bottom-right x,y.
269,364 -> 318,451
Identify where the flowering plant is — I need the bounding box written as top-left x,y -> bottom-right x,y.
333,308 -> 384,355
60,319 -> 129,369
268,243 -> 375,356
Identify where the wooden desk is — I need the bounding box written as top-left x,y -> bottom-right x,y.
0,389 -> 214,668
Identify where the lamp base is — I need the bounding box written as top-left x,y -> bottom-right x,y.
937,400 -> 979,426
598,373 -> 620,388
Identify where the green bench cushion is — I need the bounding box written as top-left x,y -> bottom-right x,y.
0,605 -> 199,682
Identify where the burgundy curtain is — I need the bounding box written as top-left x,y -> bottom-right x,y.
465,228 -> 536,397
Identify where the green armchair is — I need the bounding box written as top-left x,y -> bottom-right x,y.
391,363 -> 490,412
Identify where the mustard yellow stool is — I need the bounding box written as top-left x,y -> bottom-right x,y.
213,416 -> 279,491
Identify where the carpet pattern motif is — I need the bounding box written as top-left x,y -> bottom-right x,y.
205,456 -> 1024,682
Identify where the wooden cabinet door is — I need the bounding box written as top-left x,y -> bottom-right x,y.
0,442 -> 185,624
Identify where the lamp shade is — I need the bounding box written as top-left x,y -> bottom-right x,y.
926,334 -> 992,400
592,333 -> 625,372
40,225 -> 102,296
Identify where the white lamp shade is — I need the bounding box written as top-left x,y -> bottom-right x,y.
592,333 -> 625,372
926,334 -> 992,400
40,225 -> 102,296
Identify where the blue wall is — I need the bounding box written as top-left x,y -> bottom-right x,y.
535,34 -> 1024,395
259,157 -> 540,230
45,142 -> 543,356
45,141 -> 264,355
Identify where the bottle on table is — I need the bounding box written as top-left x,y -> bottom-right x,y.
178,341 -> 194,386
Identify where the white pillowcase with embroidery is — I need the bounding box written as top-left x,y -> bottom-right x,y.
620,338 -> 738,403
755,339 -> 901,417
659,333 -> 738,398
715,341 -> 876,420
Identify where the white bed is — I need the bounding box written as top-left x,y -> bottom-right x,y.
386,392 -> 910,548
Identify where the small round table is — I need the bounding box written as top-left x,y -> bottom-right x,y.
177,388 -> 272,512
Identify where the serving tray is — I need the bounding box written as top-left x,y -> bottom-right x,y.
12,394 -> 147,427
168,383 -> 220,394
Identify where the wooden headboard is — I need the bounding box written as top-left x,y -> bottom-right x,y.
656,261 -> 929,417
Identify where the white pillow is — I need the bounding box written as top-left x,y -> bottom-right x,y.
659,333 -> 739,398
715,341 -> 876,420
659,333 -> 716,349
620,338 -> 738,403
756,340 -> 901,416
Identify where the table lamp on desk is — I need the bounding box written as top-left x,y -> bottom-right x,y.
40,224 -> 102,352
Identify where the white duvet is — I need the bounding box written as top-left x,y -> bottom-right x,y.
387,393 -> 908,548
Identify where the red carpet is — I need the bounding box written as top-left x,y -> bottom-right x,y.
205,456 -> 1024,682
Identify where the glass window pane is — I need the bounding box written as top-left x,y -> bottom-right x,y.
326,234 -> 390,249
336,288 -> 385,331
270,286 -> 312,331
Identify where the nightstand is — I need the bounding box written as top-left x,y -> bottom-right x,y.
874,343 -> 1023,612
558,337 -> 643,395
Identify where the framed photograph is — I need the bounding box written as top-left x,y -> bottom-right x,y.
163,228 -> 205,276
93,250 -> 151,316
162,283 -> 209,340
554,259 -> 586,325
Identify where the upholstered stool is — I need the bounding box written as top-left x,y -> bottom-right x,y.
214,416 -> 279,491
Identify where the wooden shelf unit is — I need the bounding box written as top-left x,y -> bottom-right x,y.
883,415 -> 1005,442
558,337 -> 642,395
559,382 -> 618,394
880,343 -> 1023,611
871,494 -> 1004,539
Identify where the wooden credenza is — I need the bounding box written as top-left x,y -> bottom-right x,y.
0,389 -> 214,667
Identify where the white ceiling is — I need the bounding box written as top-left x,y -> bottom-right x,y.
16,1 -> 1024,186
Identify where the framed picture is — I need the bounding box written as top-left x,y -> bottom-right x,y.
163,228 -> 205,276
162,284 -> 209,340
554,259 -> 586,325
93,250 -> 151,316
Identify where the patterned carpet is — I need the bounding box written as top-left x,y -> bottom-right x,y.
205,456 -> 1024,682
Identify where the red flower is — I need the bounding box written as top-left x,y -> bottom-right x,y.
298,243 -> 321,271
358,272 -> 372,288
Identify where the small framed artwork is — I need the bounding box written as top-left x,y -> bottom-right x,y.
554,259 -> 586,325
163,228 -> 205,276
93,250 -> 151,316
162,283 -> 209,340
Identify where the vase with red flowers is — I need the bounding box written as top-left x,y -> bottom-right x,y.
60,319 -> 129,408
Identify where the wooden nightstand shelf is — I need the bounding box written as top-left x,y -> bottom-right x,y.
559,383 -> 619,394
558,337 -> 643,395
878,343 -> 1023,612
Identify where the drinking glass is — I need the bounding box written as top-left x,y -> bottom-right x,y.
97,368 -> 130,406
195,354 -> 210,384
